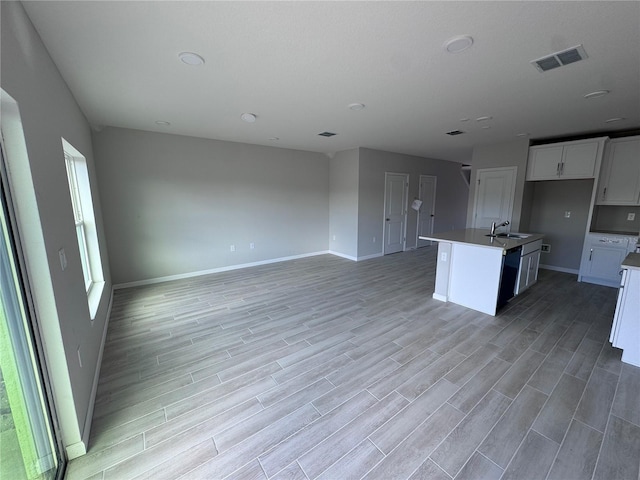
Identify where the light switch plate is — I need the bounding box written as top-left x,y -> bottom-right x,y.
628,213 -> 636,221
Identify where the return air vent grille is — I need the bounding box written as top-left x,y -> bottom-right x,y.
531,44 -> 588,72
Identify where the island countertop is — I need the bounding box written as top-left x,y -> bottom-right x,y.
622,252 -> 640,271
419,228 -> 544,252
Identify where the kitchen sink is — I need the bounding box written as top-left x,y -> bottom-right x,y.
485,233 -> 531,239
496,233 -> 530,239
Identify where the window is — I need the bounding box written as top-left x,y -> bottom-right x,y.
62,139 -> 104,319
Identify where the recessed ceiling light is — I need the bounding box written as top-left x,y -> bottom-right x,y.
443,35 -> 474,54
240,113 -> 257,123
155,121 -> 171,126
584,90 -> 610,99
481,126 -> 491,129
348,103 -> 365,111
318,131 -> 337,137
460,118 -> 470,122
476,116 -> 492,122
269,137 -> 280,141
516,133 -> 530,137
178,52 -> 205,66
446,130 -> 465,136
604,117 -> 626,123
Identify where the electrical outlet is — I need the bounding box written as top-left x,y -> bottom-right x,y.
332,235 -> 336,241
250,242 -> 255,249
564,211 -> 571,218
230,245 -> 235,252
440,252 -> 448,262
373,237 -> 376,243
541,244 -> 551,253
628,213 -> 636,221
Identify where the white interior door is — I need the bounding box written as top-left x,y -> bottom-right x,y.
416,175 -> 436,248
384,173 -> 408,255
472,167 -> 517,229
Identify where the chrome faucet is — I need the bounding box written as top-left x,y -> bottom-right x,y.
490,220 -> 510,236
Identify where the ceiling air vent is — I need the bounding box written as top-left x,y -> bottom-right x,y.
531,44 -> 588,72
446,130 -> 465,136
318,131 -> 337,137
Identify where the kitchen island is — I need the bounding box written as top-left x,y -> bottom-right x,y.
419,229 -> 544,315
610,252 -> 640,367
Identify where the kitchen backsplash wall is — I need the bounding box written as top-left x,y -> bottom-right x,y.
591,205 -> 640,234
526,179 -> 593,271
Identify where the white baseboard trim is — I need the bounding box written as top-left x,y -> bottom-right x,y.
80,287 -> 113,454
357,252 -> 384,261
578,276 -> 619,288
113,251 -> 334,289
328,251 -> 358,261
433,293 -> 448,302
539,264 -> 579,275
65,441 -> 87,460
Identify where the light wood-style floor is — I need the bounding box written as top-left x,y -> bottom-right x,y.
66,247 -> 640,480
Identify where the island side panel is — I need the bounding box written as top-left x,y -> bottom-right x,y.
616,267 -> 640,367
448,244 -> 503,315
433,242 -> 452,302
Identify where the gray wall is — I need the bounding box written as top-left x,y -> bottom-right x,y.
467,139 -> 531,231
1,1 -> 112,454
92,127 -> 330,284
357,148 -> 469,258
329,149 -> 359,259
528,179 -> 594,271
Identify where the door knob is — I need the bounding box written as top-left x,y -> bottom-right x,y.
386,218 -> 390,221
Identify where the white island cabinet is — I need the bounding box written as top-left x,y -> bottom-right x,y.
420,229 -> 544,316
610,253 -> 640,367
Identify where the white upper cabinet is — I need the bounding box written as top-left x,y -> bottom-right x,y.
596,136 -> 640,205
526,138 -> 606,181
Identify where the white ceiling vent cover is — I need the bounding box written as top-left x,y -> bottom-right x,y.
531,45 -> 588,72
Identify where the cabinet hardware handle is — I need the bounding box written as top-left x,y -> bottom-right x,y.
556,163 -> 560,175
603,187 -> 607,199
589,249 -> 593,261
560,162 -> 564,174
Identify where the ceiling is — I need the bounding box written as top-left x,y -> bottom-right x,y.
21,1 -> 640,163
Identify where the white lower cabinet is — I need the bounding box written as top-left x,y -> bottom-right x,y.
610,264 -> 640,367
516,240 -> 541,295
579,234 -> 637,287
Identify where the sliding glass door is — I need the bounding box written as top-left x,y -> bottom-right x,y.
1,150 -> 63,478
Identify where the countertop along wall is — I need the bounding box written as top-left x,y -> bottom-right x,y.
1,1 -> 112,457
92,127 -> 331,285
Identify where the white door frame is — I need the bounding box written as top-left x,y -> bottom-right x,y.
416,174 -> 437,248
472,166 -> 517,229
383,172 -> 409,255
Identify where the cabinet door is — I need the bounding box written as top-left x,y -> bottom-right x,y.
586,245 -> 627,282
527,250 -> 540,287
516,255 -> 529,294
610,269 -> 627,344
597,138 -> 640,205
527,146 -> 562,180
515,250 -> 540,294
561,142 -> 599,178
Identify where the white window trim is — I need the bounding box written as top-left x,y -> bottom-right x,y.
62,139 -> 104,320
